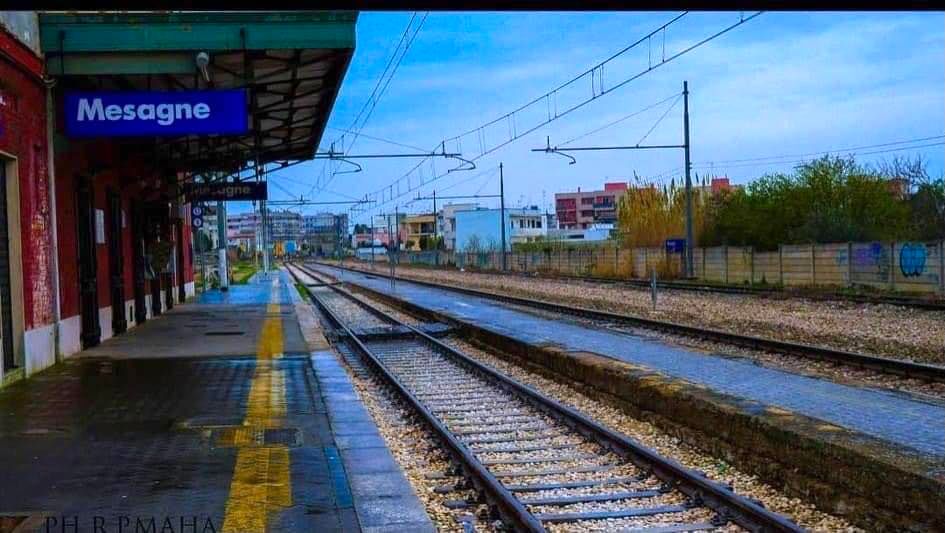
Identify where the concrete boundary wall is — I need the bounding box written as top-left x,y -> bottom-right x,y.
394,240 -> 945,294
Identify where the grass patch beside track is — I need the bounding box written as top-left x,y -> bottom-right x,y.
231,260 -> 258,285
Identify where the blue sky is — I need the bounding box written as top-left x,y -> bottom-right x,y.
244,11 -> 945,223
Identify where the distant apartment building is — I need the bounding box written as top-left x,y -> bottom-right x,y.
437,203 -> 478,251
225,209 -> 303,252
197,205 -> 220,250
555,182 -> 628,229
455,207 -> 547,252
402,214 -> 436,251
303,212 -> 348,256
371,213 -> 407,247
352,226 -> 393,248
267,209 -> 303,244
694,177 -> 734,196
227,212 -> 260,251
548,225 -> 615,243
886,177 -> 910,200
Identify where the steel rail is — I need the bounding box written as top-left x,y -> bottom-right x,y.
286,264 -> 546,532
500,269 -> 945,311
292,262 -> 805,532
317,261 -> 945,383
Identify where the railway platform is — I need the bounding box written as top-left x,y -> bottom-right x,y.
0,271 -> 431,533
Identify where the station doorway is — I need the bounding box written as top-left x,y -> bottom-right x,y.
107,189 -> 126,335
0,161 -> 16,371
131,200 -> 147,325
76,175 -> 101,349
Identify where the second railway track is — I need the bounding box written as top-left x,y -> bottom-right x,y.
316,261 -> 945,384
287,263 -> 804,532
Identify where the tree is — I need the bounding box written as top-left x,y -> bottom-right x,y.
878,155 -> 944,241
616,172 -> 710,248
195,231 -> 213,252
464,234 -> 482,253
699,155 -> 913,249
354,223 -> 369,234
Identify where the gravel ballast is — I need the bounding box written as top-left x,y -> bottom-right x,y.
355,263 -> 945,362
440,336 -> 859,532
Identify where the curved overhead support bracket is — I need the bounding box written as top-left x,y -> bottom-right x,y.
447,154 -> 476,173
332,157 -> 363,175
552,149 -> 577,165
531,136 -> 577,165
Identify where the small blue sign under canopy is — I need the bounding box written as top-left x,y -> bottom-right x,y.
65,89 -> 248,138
665,238 -> 686,254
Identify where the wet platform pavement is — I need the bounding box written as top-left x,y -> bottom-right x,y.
318,264 -> 945,457
0,270 -> 431,532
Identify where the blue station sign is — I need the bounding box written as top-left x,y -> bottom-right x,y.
65,90 -> 249,138
665,238 -> 686,254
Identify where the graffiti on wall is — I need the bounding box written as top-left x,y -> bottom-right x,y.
846,242 -> 890,281
899,243 -> 927,277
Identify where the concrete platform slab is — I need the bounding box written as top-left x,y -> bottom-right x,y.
79,275 -> 307,359
0,272 -> 433,533
309,350 -> 433,532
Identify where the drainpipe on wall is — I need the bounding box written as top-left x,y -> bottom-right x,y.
44,78 -> 63,362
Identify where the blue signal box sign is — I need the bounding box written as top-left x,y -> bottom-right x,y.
191,205 -> 205,229
665,238 -> 686,254
65,90 -> 249,138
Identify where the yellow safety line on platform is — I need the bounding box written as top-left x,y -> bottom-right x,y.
222,290 -> 292,533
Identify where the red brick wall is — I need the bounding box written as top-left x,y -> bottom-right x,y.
54,139 -> 165,319
0,28 -> 53,331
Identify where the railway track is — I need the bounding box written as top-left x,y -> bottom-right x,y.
491,269 -> 945,312
287,263 -> 804,532
317,261 -> 945,383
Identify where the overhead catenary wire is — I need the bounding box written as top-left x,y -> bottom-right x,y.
404,166 -> 500,210
326,126 -> 429,153
352,11 -> 763,223
635,93 -> 683,146
560,92 -> 681,146
695,140 -> 945,171
308,12 -> 427,197
647,136 -> 945,182
336,12 -> 417,153
697,134 -> 945,166
315,12 -> 430,198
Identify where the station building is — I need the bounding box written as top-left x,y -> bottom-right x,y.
0,11 -> 356,384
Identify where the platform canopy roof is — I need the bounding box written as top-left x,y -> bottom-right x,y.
40,11 -> 356,181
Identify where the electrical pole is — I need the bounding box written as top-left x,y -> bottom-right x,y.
261,202 -> 269,274
500,163 -> 507,272
217,199 -> 229,291
370,218 -> 375,268
254,154 -> 269,276
388,210 -> 395,289
432,189 -> 438,266
532,80 -> 694,277
683,80 -> 694,279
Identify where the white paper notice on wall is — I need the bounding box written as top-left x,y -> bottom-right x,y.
95,209 -> 105,244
